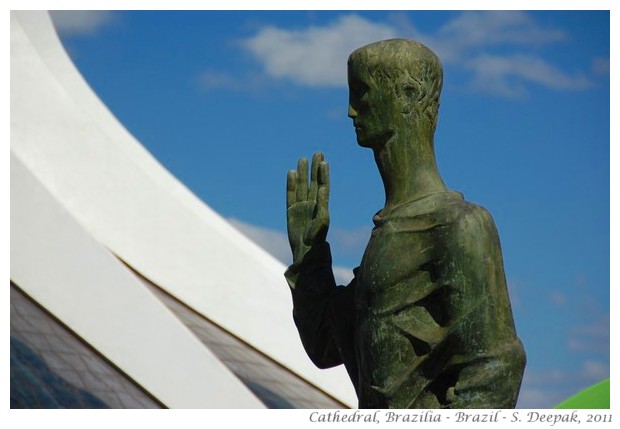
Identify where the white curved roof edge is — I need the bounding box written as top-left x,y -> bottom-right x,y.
10,154 -> 265,409
10,10 -> 357,406
17,11 -> 231,224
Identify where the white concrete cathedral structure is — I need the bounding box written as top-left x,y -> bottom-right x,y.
10,10 -> 357,408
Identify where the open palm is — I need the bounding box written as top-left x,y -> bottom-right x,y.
286,152 -> 330,263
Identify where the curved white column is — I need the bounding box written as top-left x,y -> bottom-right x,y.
10,10 -> 356,406
10,154 -> 265,408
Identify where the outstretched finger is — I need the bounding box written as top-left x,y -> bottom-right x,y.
318,160 -> 330,192
316,162 -> 330,225
313,186 -> 330,243
296,157 -> 308,202
316,185 -> 330,218
287,170 -> 297,208
308,152 -> 323,202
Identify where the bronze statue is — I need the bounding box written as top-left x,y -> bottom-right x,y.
285,39 -> 525,408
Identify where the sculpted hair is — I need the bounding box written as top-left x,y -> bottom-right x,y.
348,39 -> 443,132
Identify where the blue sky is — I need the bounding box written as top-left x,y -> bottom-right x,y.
50,9 -> 610,408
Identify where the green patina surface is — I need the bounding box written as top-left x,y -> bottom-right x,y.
285,39 -> 526,408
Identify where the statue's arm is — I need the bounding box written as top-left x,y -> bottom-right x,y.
284,153 -> 355,369
443,206 -> 526,408
285,243 -> 354,369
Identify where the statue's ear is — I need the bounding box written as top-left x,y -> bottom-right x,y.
400,81 -> 420,115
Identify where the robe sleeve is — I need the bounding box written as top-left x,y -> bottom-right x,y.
284,242 -> 357,376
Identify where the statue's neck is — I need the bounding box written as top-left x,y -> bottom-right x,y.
373,126 -> 447,211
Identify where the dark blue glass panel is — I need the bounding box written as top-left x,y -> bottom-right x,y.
11,336 -> 109,408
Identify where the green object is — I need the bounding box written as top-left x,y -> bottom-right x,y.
285,39 -> 526,408
555,379 -> 610,409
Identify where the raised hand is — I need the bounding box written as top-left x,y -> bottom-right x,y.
286,152 -> 330,263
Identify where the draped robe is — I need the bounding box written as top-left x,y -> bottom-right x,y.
285,191 -> 526,408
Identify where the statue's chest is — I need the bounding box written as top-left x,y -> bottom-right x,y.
356,222 -> 436,302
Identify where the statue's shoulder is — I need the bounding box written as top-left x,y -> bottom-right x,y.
441,198 -> 501,247
414,191 -> 497,228
378,192 -> 500,241
449,199 -> 496,227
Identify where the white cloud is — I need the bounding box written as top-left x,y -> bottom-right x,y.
228,218 -> 292,264
50,11 -> 116,36
333,266 -> 354,285
466,53 -> 592,98
410,12 -> 587,98
523,367 -> 568,385
197,69 -> 272,93
518,360 -> 610,408
228,218 -> 356,284
592,57 -> 610,76
517,387 -> 566,409
572,314 -> 610,337
223,11 -> 595,99
429,11 -> 566,59
330,227 -> 369,256
506,279 -> 525,308
581,360 -> 609,380
199,71 -> 243,90
549,291 -> 568,307
240,14 -> 397,87
568,314 -> 610,354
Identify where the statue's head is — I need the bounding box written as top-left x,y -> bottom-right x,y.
347,39 -> 443,148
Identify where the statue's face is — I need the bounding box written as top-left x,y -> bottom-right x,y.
348,62 -> 396,148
